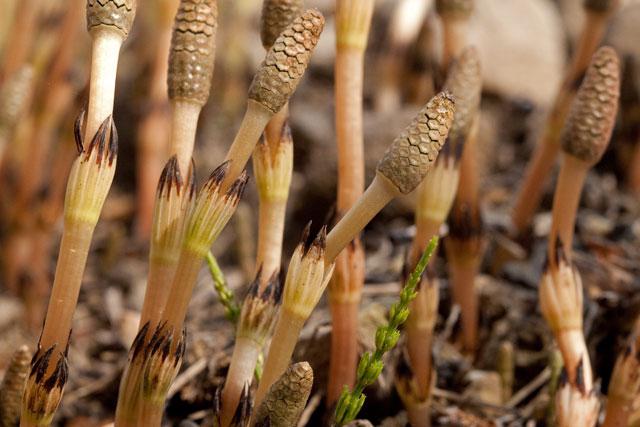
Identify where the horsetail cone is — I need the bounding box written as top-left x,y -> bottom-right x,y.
86,0 -> 137,39
376,92 -> 456,195
248,9 -> 325,115
435,0 -> 474,18
443,46 -> 482,150
260,0 -> 304,49
0,346 -> 31,427
168,0 -> 218,106
560,46 -> 620,166
254,362 -> 314,427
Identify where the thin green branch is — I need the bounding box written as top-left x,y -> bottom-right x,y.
333,237 -> 439,425
206,251 -> 241,323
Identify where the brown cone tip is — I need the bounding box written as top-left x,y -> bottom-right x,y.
377,91 -> 456,194
168,0 -> 218,106
249,9 -> 325,114
436,0 -> 474,18
443,46 -> 482,153
561,46 -> 620,165
86,0 -> 137,38
254,362 -> 313,426
260,0 -> 304,49
583,0 -> 618,13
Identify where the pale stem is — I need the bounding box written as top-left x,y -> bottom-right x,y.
162,251 -> 205,337
441,17 -> 468,70
511,124 -> 562,235
410,217 -> 441,269
336,47 -> 365,213
456,119 -> 479,207
567,12 -> 610,84
264,103 -> 289,148
548,155 -> 588,261
170,100 -> 202,175
325,175 -> 398,263
255,308 -> 306,408
327,300 -> 360,404
86,32 -> 123,140
448,258 -> 480,352
602,396 -> 632,427
222,100 -> 273,192
406,401 -> 431,427
557,328 -> 593,390
40,220 -> 95,351
220,338 -> 261,427
115,363 -> 143,427
256,199 -> 287,280
139,261 -> 178,328
137,399 -> 164,427
406,299 -> 435,399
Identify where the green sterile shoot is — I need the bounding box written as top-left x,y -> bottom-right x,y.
334,237 -> 439,426
206,251 -> 240,323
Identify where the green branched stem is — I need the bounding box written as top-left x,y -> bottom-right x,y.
206,251 -> 241,323
333,237 -> 439,425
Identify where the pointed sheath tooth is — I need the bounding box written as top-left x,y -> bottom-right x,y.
237,273 -> 283,346
150,156 -> 196,265
230,384 -> 253,427
260,0 -> 304,50
376,92 -> 455,195
282,227 -> 334,319
561,46 -> 620,166
442,46 -> 482,155
555,380 -> 600,427
583,0 -> 618,13
21,348 -> 68,426
249,9 -> 325,114
86,0 -> 137,39
435,0 -> 474,19
64,116 -> 118,225
0,345 -> 31,427
167,0 -> 218,106
254,362 -> 313,427
141,326 -> 186,403
184,165 -> 248,257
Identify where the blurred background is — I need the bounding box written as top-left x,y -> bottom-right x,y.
1,0 -> 640,425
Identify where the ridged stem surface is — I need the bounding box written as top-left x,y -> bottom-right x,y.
86,32 -> 123,141
222,100 -> 273,192
170,100 -> 201,175
220,338 -> 261,427
256,199 -> 287,278
40,221 -> 95,351
549,155 -> 588,260
162,250 -> 204,336
255,308 -> 305,407
325,175 -> 397,263
139,262 -> 177,328
328,300 -> 360,404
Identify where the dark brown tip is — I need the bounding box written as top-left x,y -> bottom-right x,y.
206,160 -> 230,188
299,221 -> 312,251
231,382 -> 253,427
130,321 -> 151,362
32,345 -> 56,385
583,0 -> 619,13
226,170 -> 249,201
576,356 -> 586,394
74,109 -> 86,154
447,201 -> 483,241
157,156 -> 184,198
311,225 -> 327,251
84,115 -> 118,167
43,354 -> 68,392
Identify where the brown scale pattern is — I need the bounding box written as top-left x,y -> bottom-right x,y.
561,46 -> 620,165
435,0 -> 474,18
86,0 -> 136,38
377,92 -> 456,194
443,46 -> 482,151
254,362 -> 313,427
248,9 -> 325,114
583,0 -> 618,13
167,0 -> 217,106
260,0 -> 303,49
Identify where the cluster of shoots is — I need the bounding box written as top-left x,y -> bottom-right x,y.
539,46 -> 620,426
328,0 -> 375,406
21,0 -> 137,422
511,0 -> 620,238
335,238 -> 439,426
